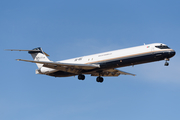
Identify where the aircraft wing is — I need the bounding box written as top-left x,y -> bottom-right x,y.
16,59 -> 134,76
90,68 -> 135,76
16,59 -> 100,69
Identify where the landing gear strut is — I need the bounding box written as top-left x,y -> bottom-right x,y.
78,74 -> 85,80
96,76 -> 104,83
164,58 -> 169,66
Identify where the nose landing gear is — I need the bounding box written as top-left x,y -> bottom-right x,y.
164,58 -> 169,66
165,62 -> 169,66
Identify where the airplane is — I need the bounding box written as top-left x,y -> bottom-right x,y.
6,43 -> 176,83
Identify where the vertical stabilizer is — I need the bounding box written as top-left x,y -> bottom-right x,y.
28,47 -> 50,68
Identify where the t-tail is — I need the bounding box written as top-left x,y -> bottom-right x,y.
5,47 -> 50,68
28,47 -> 50,68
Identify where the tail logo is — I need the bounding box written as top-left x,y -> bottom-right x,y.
36,57 -> 46,61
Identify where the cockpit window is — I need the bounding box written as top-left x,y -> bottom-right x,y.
155,45 -> 170,49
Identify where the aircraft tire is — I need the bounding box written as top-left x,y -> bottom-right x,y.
165,62 -> 169,66
96,76 -> 104,83
78,74 -> 85,80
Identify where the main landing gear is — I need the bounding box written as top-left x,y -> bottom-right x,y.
164,58 -> 169,66
96,76 -> 104,83
78,74 -> 104,83
78,74 -> 85,80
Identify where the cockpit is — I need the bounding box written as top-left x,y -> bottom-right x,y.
155,44 -> 171,49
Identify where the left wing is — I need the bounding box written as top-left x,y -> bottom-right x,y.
16,59 -> 100,69
16,59 -> 135,76
90,68 -> 135,76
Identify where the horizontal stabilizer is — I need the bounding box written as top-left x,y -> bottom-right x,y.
5,49 -> 40,52
5,49 -> 49,57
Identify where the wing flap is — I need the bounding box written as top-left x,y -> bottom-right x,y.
91,69 -> 135,77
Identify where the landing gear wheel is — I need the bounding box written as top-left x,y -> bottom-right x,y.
96,76 -> 104,83
78,74 -> 85,80
165,62 -> 169,66
164,58 -> 169,66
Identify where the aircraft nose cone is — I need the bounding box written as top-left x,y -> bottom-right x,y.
169,50 -> 176,57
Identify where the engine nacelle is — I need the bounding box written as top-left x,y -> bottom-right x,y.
36,67 -> 53,74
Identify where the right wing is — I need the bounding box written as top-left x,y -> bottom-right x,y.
90,68 -> 135,76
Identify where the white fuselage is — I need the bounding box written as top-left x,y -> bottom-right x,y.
38,43 -> 175,76
59,43 -> 173,64
9,43 -> 175,81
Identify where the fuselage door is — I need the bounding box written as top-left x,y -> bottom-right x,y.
151,46 -> 155,54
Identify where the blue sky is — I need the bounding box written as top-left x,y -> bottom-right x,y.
1,0 -> 180,120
